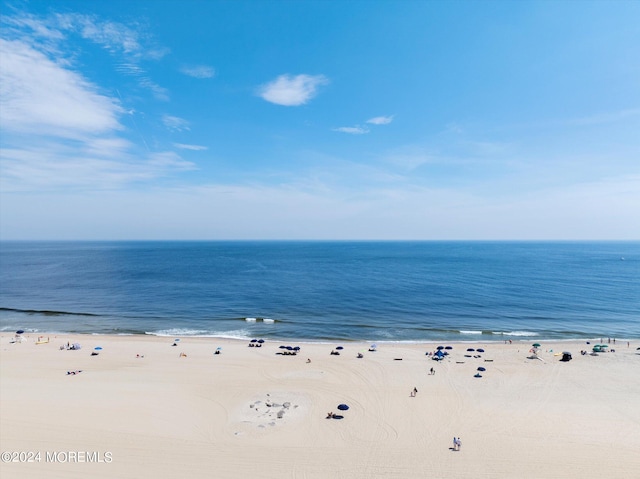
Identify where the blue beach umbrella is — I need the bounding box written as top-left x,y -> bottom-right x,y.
286,346 -> 293,350
251,339 -> 258,343
16,330 -> 25,334
467,348 -> 475,352
477,348 -> 485,353
279,345 -> 287,349
337,404 -> 349,411
258,339 -> 265,343
437,346 -> 444,350
94,346 -> 103,350
477,367 -> 486,371
174,339 -> 180,342
336,346 -> 344,350
293,346 -> 300,351
216,347 -> 222,350
445,346 -> 453,350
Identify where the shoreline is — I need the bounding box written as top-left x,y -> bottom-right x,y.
2,333 -> 639,478
2,329 -> 637,344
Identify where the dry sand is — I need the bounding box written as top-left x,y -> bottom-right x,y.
1,334 -> 639,478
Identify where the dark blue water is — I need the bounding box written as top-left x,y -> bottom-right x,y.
1,241 -> 638,341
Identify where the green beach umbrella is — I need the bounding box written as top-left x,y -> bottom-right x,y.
532,343 -> 541,348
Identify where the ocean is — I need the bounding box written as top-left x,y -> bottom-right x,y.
1,241 -> 638,342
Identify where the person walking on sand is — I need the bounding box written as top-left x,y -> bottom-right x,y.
453,437 -> 457,451
456,437 -> 461,451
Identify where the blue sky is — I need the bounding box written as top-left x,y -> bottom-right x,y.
1,0 -> 638,240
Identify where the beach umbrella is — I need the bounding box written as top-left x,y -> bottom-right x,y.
279,345 -> 287,349
174,339 -> 180,342
293,346 -> 300,351
251,339 -> 258,343
477,367 -> 486,371
437,346 -> 444,350
216,347 -> 222,350
286,346 -> 293,350
94,346 -> 103,350
445,346 -> 453,350
16,330 -> 25,334
532,343 -> 541,347
72,343 -> 81,349
337,404 -> 349,411
477,348 -> 485,353
336,346 -> 344,350
371,344 -> 377,349
467,348 -> 475,352
258,339 -> 265,343
600,344 -> 609,348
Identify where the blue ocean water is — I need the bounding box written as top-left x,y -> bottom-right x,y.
0,241 -> 638,342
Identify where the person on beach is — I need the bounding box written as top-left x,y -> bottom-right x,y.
413,387 -> 418,395
453,437 -> 457,450
457,437 -> 461,451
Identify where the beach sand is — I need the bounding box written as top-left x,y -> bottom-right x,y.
1,334 -> 639,478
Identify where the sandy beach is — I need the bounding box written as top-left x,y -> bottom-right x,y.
1,334 -> 639,478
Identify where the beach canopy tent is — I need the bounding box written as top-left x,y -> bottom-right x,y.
561,352 -> 572,362
433,350 -> 445,361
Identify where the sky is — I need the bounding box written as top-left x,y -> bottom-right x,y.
1,0 -> 639,240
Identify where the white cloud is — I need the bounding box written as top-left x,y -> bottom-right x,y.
162,115 -> 190,132
4,12 -> 169,99
332,126 -> 370,135
258,74 -> 328,106
173,143 -> 208,151
0,39 -> 122,138
0,29 -> 193,194
180,65 -> 215,79
366,115 -> 394,125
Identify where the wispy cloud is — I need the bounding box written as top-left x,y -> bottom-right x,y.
366,115 -> 394,125
258,74 -> 329,106
180,65 -> 215,79
162,115 -> 190,132
0,38 -> 122,138
2,11 -> 169,99
0,21 -> 193,193
173,143 -> 208,151
332,126 -> 370,135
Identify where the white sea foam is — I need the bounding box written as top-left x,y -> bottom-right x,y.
460,330 -> 483,335
145,328 -> 211,337
245,317 -> 257,322
495,331 -> 538,337
262,318 -> 275,324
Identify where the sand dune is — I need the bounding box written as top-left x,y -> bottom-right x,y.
1,334 -> 639,478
